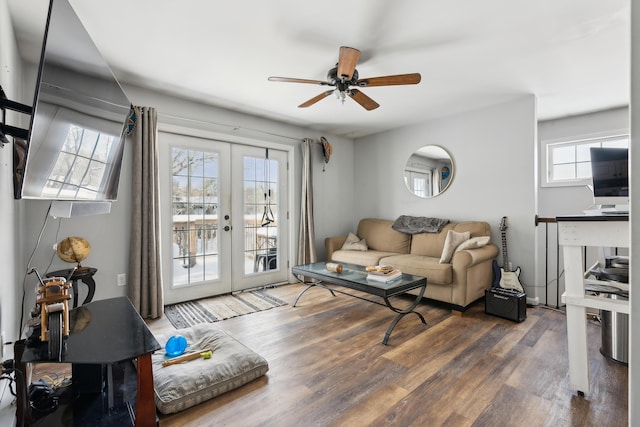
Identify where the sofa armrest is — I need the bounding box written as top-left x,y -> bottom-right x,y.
451,244 -> 500,269
325,236 -> 347,260
450,243 -> 500,308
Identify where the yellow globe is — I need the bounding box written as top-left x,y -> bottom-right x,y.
57,236 -> 91,266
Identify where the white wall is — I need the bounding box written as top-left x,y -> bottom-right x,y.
0,0 -> 25,359
628,0 -> 639,423
352,96 -> 538,296
537,107 -> 629,306
18,83 -> 356,314
538,107 -> 629,216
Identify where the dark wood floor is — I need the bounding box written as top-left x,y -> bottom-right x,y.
147,283 -> 628,427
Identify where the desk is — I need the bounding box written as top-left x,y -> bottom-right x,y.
557,215 -> 629,394
15,297 -> 161,426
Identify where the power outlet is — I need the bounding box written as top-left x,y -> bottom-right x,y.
117,273 -> 126,287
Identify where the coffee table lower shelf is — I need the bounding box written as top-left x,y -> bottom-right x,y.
291,263 -> 427,345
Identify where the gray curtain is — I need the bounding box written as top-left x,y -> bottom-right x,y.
297,138 -> 317,265
128,106 -> 163,318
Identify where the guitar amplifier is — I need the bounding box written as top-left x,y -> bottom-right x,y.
485,288 -> 526,322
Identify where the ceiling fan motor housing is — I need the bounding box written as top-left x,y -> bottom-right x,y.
327,67 -> 359,91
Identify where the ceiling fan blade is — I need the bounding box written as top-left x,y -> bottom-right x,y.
337,46 -> 360,81
356,73 -> 421,87
349,89 -> 380,111
299,90 -> 335,108
268,76 -> 331,86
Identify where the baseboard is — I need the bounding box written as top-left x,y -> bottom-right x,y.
527,296 -> 540,306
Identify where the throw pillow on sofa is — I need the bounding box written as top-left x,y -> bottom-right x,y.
341,232 -> 368,251
439,230 -> 470,263
454,236 -> 491,253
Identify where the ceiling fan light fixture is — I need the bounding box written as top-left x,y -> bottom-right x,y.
334,89 -> 348,104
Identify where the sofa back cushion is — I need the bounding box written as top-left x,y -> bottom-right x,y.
410,223 -> 455,257
357,218 -> 411,254
452,221 -> 492,238
410,221 -> 492,257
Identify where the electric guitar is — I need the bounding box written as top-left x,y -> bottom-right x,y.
496,216 -> 524,292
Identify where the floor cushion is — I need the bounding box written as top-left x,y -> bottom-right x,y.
152,324 -> 269,414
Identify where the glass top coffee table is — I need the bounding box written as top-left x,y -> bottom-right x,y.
291,262 -> 427,345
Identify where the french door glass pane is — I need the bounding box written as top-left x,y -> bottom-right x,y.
244,155 -> 279,274
171,147 -> 220,286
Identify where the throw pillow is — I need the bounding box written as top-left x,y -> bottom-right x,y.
341,232 -> 368,251
454,236 -> 491,253
439,230 -> 470,264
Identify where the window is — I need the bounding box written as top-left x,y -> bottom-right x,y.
404,170 -> 433,197
542,135 -> 629,187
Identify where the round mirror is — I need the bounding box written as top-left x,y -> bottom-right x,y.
404,145 -> 454,198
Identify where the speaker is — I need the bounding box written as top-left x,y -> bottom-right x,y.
485,288 -> 526,322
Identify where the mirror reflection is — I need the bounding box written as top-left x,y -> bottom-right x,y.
404,145 -> 454,198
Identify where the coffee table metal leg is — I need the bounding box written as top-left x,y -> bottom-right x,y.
292,281 -> 336,307
381,283 -> 427,345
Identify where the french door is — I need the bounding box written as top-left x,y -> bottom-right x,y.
160,132 -> 289,304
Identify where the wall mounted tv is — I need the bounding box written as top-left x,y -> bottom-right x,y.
17,0 -> 132,206
590,147 -> 629,207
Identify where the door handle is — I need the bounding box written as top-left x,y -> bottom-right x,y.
224,226 -> 230,232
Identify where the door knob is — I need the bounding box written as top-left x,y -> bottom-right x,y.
224,226 -> 230,231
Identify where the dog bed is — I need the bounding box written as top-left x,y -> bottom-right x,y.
152,324 -> 269,414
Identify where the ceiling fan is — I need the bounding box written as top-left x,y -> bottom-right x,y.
268,46 -> 421,111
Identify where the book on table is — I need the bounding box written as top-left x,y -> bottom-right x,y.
366,269 -> 402,282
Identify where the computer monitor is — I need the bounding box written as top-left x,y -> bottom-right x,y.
590,147 -> 629,208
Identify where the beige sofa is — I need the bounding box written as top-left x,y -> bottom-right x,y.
325,218 -> 499,314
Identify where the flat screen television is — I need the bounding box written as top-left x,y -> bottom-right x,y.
590,147 -> 629,208
18,0 -> 132,210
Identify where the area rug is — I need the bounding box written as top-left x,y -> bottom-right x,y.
164,289 -> 288,329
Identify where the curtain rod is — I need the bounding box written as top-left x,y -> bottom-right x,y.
156,111 -> 307,142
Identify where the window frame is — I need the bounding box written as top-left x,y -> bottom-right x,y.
541,133 -> 629,188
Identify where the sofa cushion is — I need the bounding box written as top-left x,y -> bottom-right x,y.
152,324 -> 269,414
410,223 -> 455,257
455,236 -> 491,252
380,254 -> 453,285
357,218 -> 411,253
340,232 -> 368,251
452,221 -> 492,238
331,249 -> 399,266
439,230 -> 471,263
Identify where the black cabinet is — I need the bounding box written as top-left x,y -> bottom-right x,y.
15,297 -> 161,426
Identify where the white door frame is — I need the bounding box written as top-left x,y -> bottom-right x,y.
158,129 -> 294,305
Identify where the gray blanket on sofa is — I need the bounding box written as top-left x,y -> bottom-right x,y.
391,215 -> 449,234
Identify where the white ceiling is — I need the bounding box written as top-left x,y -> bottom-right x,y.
7,0 -> 630,138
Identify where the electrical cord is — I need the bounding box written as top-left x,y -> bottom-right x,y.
19,203 -> 53,339
44,217 -> 62,274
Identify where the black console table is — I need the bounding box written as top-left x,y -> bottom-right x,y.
15,297 -> 161,426
46,267 -> 97,308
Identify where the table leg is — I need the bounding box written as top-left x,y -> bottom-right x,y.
562,244 -> 591,394
71,279 -> 79,308
381,283 -> 427,345
135,353 -> 157,427
566,304 -> 590,393
292,282 -> 336,307
81,275 -> 96,305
